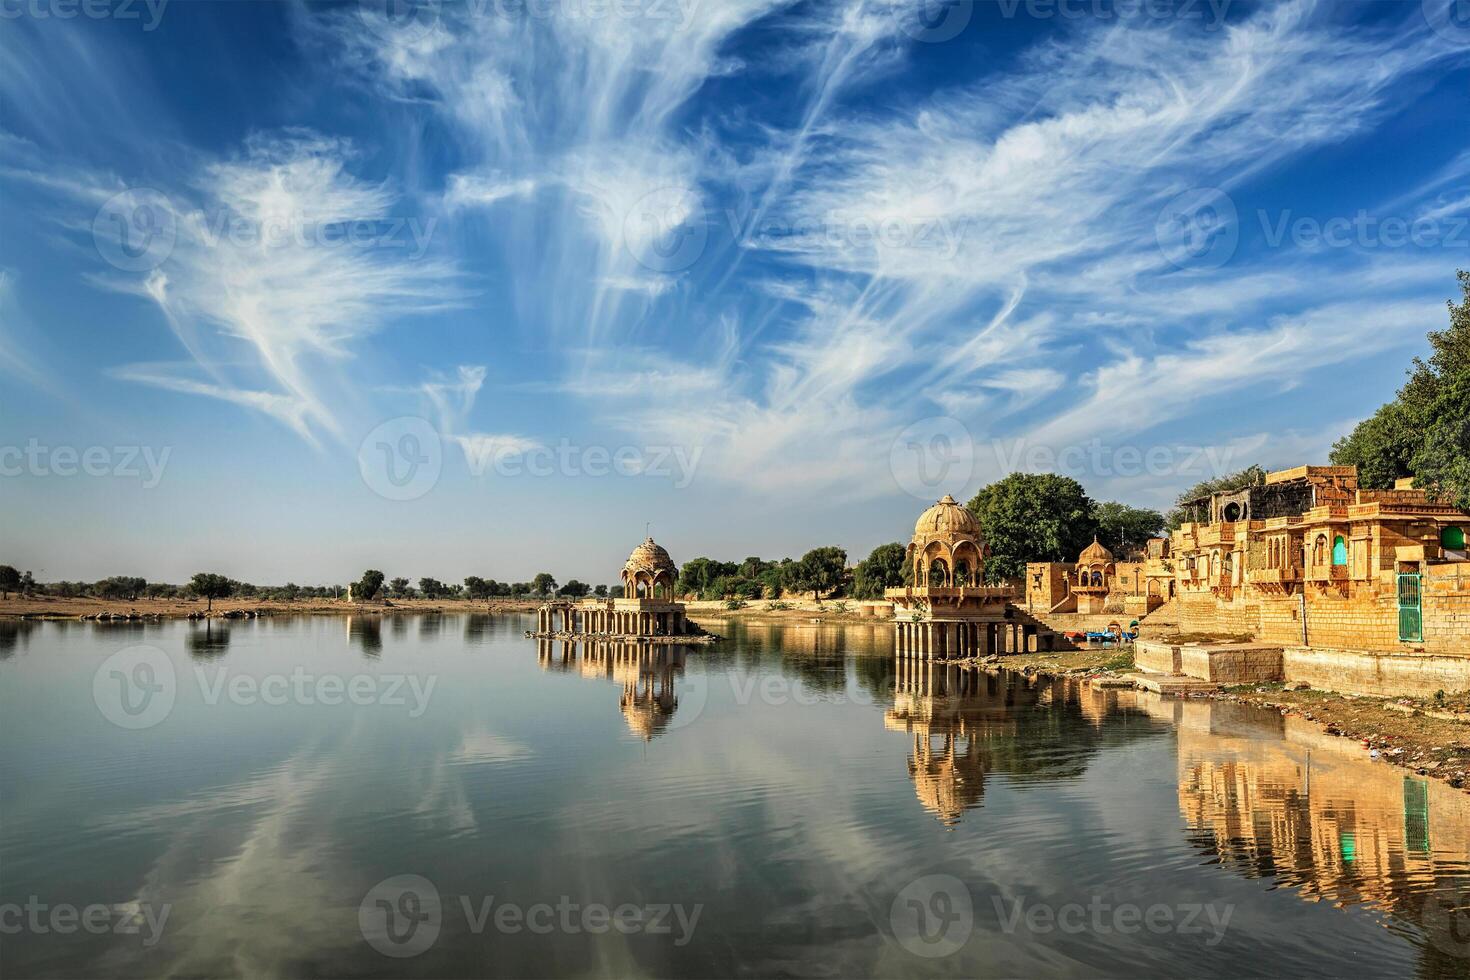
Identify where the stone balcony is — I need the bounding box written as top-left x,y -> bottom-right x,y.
1247,567 -> 1304,586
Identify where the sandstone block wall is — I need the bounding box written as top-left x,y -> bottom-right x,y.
1284,646 -> 1470,697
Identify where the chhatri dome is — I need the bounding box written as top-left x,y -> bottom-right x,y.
907,494 -> 987,589
1078,536 -> 1115,565
622,536 -> 678,599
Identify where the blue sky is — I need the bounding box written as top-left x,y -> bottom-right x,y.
1,0 -> 1468,584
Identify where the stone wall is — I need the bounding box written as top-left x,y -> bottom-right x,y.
1178,644 -> 1284,684
1283,646 -> 1470,697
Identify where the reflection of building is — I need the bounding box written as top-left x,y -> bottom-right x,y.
536,639 -> 687,740
887,495 -> 1064,659
881,665 -> 1157,825
537,537 -> 696,638
1160,697 -> 1470,959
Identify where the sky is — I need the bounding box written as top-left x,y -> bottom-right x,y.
1,0 -> 1468,586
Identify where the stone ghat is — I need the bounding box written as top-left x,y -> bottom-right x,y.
525,630 -> 720,645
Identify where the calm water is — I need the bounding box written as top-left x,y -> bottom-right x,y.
4,614 -> 1470,978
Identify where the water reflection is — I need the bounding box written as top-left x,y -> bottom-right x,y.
347,615 -> 382,656
1160,697 -> 1470,968
537,639 -> 688,740
885,663 -> 1168,826
0,620 -> 36,658
186,622 -> 231,660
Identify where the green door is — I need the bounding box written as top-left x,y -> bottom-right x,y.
1397,573 -> 1422,643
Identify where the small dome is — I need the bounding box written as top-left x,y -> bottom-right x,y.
913,494 -> 980,539
624,537 -> 677,577
1078,536 -> 1114,564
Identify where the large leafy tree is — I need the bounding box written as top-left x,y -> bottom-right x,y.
189,572 -> 234,612
1092,502 -> 1165,556
354,569 -> 385,601
531,572 -> 557,597
791,547 -> 848,600
966,474 -> 1094,584
852,542 -> 906,600
1332,269 -> 1470,509
0,565 -> 20,598
1165,465 -> 1266,529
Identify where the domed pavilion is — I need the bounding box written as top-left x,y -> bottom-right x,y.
536,536 -> 693,638
887,494 -> 1064,660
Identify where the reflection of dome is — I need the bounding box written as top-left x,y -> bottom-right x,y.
909,738 -> 985,826
1078,536 -> 1115,564
620,686 -> 677,741
624,537 -> 677,577
913,495 -> 980,540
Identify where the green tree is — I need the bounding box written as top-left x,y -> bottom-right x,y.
967,474 -> 1095,583
792,547 -> 848,600
464,576 -> 491,600
852,542 -> 906,600
559,579 -> 590,598
418,577 -> 446,599
188,572 -> 234,612
0,565 -> 19,599
531,572 -> 557,598
354,569 -> 385,602
388,577 -> 412,598
1091,502 -> 1165,556
510,582 -> 531,598
1332,270 -> 1470,509
593,584 -> 608,598
1165,465 -> 1266,529
609,584 -> 625,598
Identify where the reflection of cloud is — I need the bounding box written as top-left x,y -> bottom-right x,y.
451,729 -> 533,765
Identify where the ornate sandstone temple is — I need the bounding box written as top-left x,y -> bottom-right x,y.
534,536 -> 698,639
886,494 -> 1063,659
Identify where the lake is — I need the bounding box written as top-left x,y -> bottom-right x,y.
3,614 -> 1469,977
